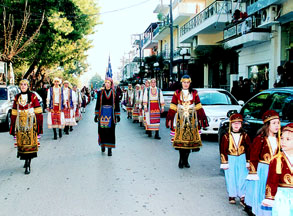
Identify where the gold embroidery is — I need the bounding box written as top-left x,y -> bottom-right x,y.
34,107 -> 42,114
284,174 -> 293,185
170,103 -> 177,111
263,153 -> 271,162
238,145 -> 245,155
250,162 -> 256,173
221,154 -> 227,163
12,109 -> 18,116
195,103 -> 202,111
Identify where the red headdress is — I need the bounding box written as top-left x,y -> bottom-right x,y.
105,77 -> 114,89
262,110 -> 279,123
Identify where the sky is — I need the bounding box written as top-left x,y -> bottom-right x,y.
80,0 -> 159,86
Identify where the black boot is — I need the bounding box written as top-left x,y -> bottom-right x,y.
23,159 -> 28,168
108,148 -> 112,156
53,129 -> 57,140
178,150 -> 184,169
59,129 -> 62,138
184,150 -> 190,168
24,159 -> 31,174
148,131 -> 152,137
101,146 -> 105,152
69,126 -> 73,131
154,131 -> 161,139
64,126 -> 69,135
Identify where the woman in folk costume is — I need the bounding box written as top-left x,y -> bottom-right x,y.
262,123 -> 293,216
166,75 -> 208,168
132,84 -> 141,123
126,83 -> 134,119
62,80 -> 77,134
143,78 -> 165,139
246,110 -> 281,216
220,113 -> 251,206
138,84 -> 145,127
10,79 -> 43,174
94,78 -> 120,156
46,78 -> 65,140
142,80 -> 150,131
72,85 -> 82,122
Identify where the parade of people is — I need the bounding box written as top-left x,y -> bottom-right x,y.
1,1 -> 293,214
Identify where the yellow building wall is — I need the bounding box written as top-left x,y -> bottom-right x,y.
282,0 -> 293,16
198,32 -> 223,45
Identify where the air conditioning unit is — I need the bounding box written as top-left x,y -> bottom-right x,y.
258,5 -> 278,28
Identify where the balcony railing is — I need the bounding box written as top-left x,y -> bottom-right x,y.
152,15 -> 170,38
180,0 -> 232,37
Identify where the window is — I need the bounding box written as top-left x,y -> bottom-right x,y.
268,93 -> 293,122
241,93 -> 270,120
0,88 -> 8,100
198,91 -> 238,105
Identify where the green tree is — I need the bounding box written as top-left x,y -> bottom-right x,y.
89,73 -> 104,90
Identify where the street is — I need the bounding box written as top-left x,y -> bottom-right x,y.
0,102 -> 247,216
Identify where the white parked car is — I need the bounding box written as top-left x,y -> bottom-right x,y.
197,88 -> 243,135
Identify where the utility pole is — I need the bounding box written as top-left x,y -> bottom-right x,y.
169,0 -> 174,82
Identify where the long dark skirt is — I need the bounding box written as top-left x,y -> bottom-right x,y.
98,123 -> 116,148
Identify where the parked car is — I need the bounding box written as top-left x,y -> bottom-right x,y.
197,88 -> 243,135
162,88 -> 243,135
0,85 -> 20,130
218,87 -> 293,143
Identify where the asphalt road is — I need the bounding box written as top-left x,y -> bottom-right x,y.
0,101 -> 247,216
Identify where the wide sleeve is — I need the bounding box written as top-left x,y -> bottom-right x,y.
46,88 -> 51,108
220,133 -> 229,168
114,90 -> 120,117
249,135 -> 263,175
32,93 -> 43,134
159,89 -> 165,108
143,89 -> 148,108
193,90 -> 208,129
95,91 -> 101,118
264,158 -> 280,201
166,91 -> 178,129
9,95 -> 18,136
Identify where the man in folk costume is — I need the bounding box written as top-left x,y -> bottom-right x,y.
143,78 -> 165,139
262,123 -> 293,216
166,75 -> 208,168
126,83 -> 134,119
94,77 -> 120,156
46,77 -> 65,140
10,79 -> 43,174
132,84 -> 141,123
142,80 -> 150,130
62,80 -> 77,134
72,85 -> 82,123
220,113 -> 251,206
138,84 -> 145,127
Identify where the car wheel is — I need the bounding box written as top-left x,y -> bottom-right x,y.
5,111 -> 11,131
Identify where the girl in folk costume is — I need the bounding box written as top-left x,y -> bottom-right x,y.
126,83 -> 134,119
62,80 -> 77,134
143,78 -> 165,139
46,78 -> 65,140
132,84 -> 141,123
94,78 -> 120,156
262,123 -> 293,216
246,110 -> 281,216
10,79 -> 43,174
220,113 -> 251,206
138,84 -> 145,127
166,75 -> 208,168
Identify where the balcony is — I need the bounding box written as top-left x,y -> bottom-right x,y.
247,0 -> 283,15
223,18 -> 271,48
180,0 -> 232,43
153,16 -> 171,40
172,2 -> 199,25
173,48 -> 191,61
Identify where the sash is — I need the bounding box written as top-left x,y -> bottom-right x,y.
100,105 -> 113,128
149,100 -> 160,124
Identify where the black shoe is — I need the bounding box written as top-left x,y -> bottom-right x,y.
54,135 -> 57,140
148,131 -> 152,137
69,126 -> 73,131
184,162 -> 190,168
24,166 -> 30,175
108,149 -> 112,156
154,131 -> 161,139
101,147 -> 105,152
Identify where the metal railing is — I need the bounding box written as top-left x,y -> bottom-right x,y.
180,0 -> 232,37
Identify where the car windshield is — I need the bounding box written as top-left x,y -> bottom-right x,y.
0,88 -> 8,100
198,91 -> 238,105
